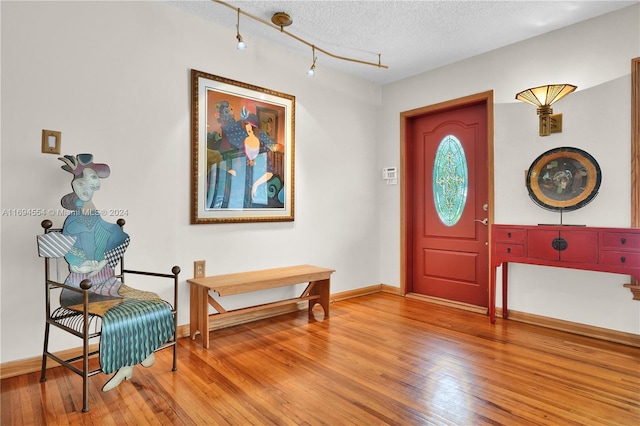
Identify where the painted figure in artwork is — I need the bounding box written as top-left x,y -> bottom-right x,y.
206,102 -> 285,209
229,110 -> 275,199
58,154 -> 174,392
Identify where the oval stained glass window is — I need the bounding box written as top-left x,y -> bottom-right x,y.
432,135 -> 468,226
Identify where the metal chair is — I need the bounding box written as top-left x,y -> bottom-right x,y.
37,218 -> 180,412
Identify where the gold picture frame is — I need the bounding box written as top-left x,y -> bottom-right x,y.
190,69 -> 295,224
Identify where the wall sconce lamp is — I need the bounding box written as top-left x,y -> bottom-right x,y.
307,46 -> 317,77
236,8 -> 246,50
515,84 -> 577,136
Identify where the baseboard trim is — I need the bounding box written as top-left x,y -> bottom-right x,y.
0,344 -> 100,380
330,284 -> 401,302
3,286 -> 638,379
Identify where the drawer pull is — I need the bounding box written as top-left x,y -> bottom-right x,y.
621,237 -> 626,245
621,256 -> 626,263
552,238 -> 568,251
507,232 -> 511,238
507,248 -> 511,253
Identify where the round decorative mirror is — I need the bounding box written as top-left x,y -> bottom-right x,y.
526,147 -> 601,211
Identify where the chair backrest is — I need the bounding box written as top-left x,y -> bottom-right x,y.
37,230 -> 76,259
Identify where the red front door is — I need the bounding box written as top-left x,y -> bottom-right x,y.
406,99 -> 490,307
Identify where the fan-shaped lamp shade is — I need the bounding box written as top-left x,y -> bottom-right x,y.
516,84 -> 577,136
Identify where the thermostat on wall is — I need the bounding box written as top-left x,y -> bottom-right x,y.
383,167 -> 398,185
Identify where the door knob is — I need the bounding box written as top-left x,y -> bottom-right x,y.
474,218 -> 488,226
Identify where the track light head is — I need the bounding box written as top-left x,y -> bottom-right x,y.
307,46 -> 317,77
236,34 -> 246,50
236,7 -> 246,50
307,63 -> 316,77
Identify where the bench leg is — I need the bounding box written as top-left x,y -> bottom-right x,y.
201,288 -> 211,349
190,285 -> 211,349
189,284 -> 199,339
308,278 -> 330,317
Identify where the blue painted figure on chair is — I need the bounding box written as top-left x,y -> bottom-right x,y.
58,154 -> 175,392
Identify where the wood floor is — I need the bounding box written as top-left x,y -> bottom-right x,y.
2,293 -> 639,425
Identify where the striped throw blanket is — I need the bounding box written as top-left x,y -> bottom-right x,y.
100,298 -> 174,374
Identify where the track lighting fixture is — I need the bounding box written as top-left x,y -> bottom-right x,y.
214,0 -> 388,73
236,7 -> 246,50
307,46 -> 317,77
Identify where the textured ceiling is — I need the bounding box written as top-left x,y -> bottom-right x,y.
170,0 -> 638,85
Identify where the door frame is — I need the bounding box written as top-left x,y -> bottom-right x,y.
400,91 -> 494,296
629,57 -> 639,295
632,57 -> 639,231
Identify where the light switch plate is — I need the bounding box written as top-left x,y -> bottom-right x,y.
42,130 -> 61,154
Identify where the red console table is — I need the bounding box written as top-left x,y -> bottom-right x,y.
490,224 -> 640,323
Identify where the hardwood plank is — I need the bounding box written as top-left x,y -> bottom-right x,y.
2,293 -> 638,424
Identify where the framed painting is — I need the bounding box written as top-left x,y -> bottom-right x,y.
526,146 -> 601,211
190,69 -> 295,223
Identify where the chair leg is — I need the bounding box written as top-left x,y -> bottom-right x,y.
82,330 -> 90,412
82,376 -> 89,413
172,312 -> 178,372
40,322 -> 50,382
172,340 -> 177,372
79,309 -> 90,412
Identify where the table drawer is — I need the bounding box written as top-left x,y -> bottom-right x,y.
601,251 -> 640,269
495,243 -> 524,258
602,232 -> 640,251
494,228 -> 526,244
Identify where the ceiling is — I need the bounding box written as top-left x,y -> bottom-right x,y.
169,0 -> 638,85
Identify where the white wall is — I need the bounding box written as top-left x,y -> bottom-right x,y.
0,1 -> 381,363
377,5 -> 640,333
2,2 -> 639,365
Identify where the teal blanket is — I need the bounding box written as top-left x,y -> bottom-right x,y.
100,299 -> 174,374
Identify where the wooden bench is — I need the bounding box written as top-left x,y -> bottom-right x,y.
187,263 -> 335,348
